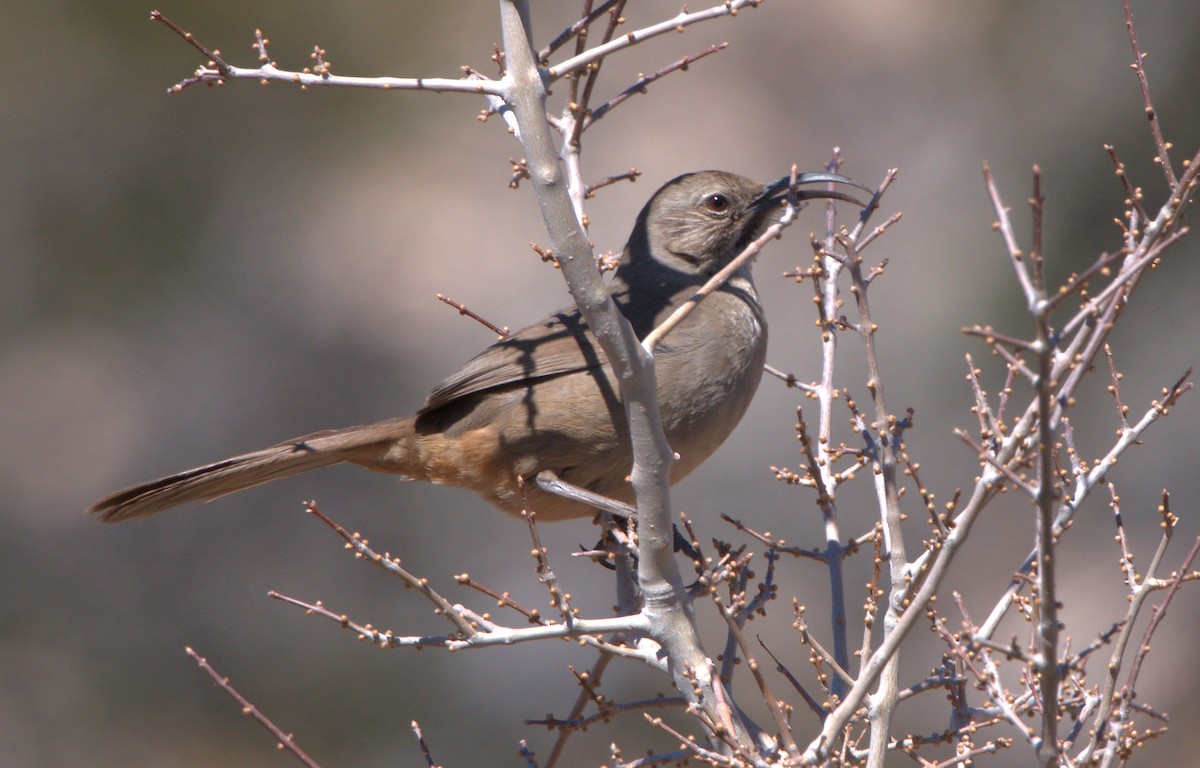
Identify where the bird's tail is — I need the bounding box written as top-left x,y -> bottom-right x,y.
89,417 -> 418,523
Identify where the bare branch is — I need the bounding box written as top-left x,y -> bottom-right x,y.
499,1 -> 740,748
270,589 -> 653,654
150,10 -> 506,96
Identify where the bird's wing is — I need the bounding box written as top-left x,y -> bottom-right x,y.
421,308 -> 607,412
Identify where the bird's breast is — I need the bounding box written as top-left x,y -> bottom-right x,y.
653,282 -> 767,478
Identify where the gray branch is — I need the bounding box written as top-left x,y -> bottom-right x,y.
496,0 -> 744,747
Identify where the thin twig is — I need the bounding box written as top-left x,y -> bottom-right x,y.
982,163 -> 1037,309
763,363 -> 819,394
711,592 -> 799,757
642,191 -> 797,351
584,43 -> 728,127
584,168 -> 641,198
1121,0 -> 1176,187
547,0 -> 764,81
436,293 -> 510,339
538,0 -> 623,62
304,502 -> 478,638
185,647 -> 323,768
411,721 -> 440,768
1104,144 -> 1149,226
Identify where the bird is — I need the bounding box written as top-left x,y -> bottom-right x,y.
90,170 -> 862,524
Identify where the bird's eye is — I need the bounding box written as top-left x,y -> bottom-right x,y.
703,193 -> 731,213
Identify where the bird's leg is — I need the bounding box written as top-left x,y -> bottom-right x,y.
535,471 -> 700,561
534,470 -> 636,518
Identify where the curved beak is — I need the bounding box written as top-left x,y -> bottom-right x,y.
752,171 -> 871,211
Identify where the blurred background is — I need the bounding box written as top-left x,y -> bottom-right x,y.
4,1 -> 1200,765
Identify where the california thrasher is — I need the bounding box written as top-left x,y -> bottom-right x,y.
90,170 -> 862,523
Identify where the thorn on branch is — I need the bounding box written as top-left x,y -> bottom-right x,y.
508,157 -> 531,188
308,45 -> 332,78
1156,368 -> 1193,413
530,242 -> 560,268
252,28 -> 270,64
491,43 -> 507,76
595,250 -> 621,274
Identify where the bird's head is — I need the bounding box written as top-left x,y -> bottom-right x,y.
629,169 -> 866,277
